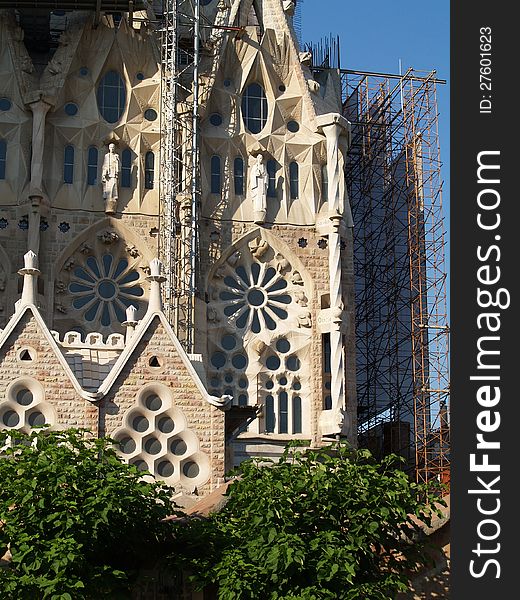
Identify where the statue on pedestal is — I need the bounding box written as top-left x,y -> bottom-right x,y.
102,143 -> 120,214
250,154 -> 268,224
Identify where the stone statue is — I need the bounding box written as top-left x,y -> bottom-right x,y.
102,143 -> 120,214
250,154 -> 268,224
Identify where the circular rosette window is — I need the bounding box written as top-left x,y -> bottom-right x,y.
219,262 -> 292,333
69,254 -> 144,327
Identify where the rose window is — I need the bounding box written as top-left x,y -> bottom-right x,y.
69,254 -> 144,326
219,262 -> 291,333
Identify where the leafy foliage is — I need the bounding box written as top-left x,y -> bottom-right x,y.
0,428 -> 177,600
172,442 -> 444,600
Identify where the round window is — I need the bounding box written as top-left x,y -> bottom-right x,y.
286,355 -> 301,371
119,437 -> 136,454
27,411 -> 46,427
131,459 -> 148,472
171,438 -> 188,456
266,355 -> 281,371
209,113 -> 223,126
132,415 -> 149,433
144,436 -> 162,455
16,389 -> 33,406
276,338 -> 291,353
287,120 -> 299,133
157,460 -> 174,477
144,108 -> 158,121
247,288 -> 265,307
136,72 -> 145,81
79,67 -> 89,77
97,70 -> 126,123
65,103 -> 78,116
144,394 -> 162,411
231,354 -> 247,370
211,351 -> 226,369
221,334 -> 236,350
2,410 -> 20,427
183,460 -> 200,478
158,416 -> 175,434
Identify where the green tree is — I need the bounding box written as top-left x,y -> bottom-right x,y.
172,443 -> 444,600
0,428 -> 176,600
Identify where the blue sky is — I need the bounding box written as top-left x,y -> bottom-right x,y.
301,0 -> 450,284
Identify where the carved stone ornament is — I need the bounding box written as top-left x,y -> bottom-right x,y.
294,290 -> 308,306
56,280 -> 67,294
249,237 -> 269,259
126,244 -> 140,258
282,0 -> 295,15
298,311 -> 312,328
227,251 -> 241,267
102,144 -> 120,215
291,271 -> 304,285
207,306 -> 220,323
275,253 -> 290,274
79,243 -> 93,255
307,79 -> 320,94
250,154 -> 268,224
97,230 -> 120,245
63,258 -> 75,271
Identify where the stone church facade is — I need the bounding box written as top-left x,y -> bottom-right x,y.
0,0 -> 356,502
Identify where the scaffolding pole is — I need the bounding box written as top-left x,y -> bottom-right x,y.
158,0 -> 200,353
342,69 -> 450,487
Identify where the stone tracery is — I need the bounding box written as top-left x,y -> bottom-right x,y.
207,233 -> 312,435
54,225 -> 149,336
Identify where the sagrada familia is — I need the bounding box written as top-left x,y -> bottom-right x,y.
0,0 -> 356,504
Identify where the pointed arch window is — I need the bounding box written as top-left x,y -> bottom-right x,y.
241,83 -> 268,134
321,164 -> 328,202
87,146 -> 98,185
234,157 -> 244,195
289,161 -> 299,199
144,152 -> 154,189
211,155 -> 221,194
64,145 -> 74,184
0,139 -> 6,180
121,148 -> 132,188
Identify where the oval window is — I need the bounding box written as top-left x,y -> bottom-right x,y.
241,83 -> 268,134
97,71 -> 126,124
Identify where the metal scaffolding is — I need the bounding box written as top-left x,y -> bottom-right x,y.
342,69 -> 450,486
158,0 -> 200,353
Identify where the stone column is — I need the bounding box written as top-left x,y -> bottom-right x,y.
26,98 -> 51,257
29,99 -> 51,196
316,114 -> 351,436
